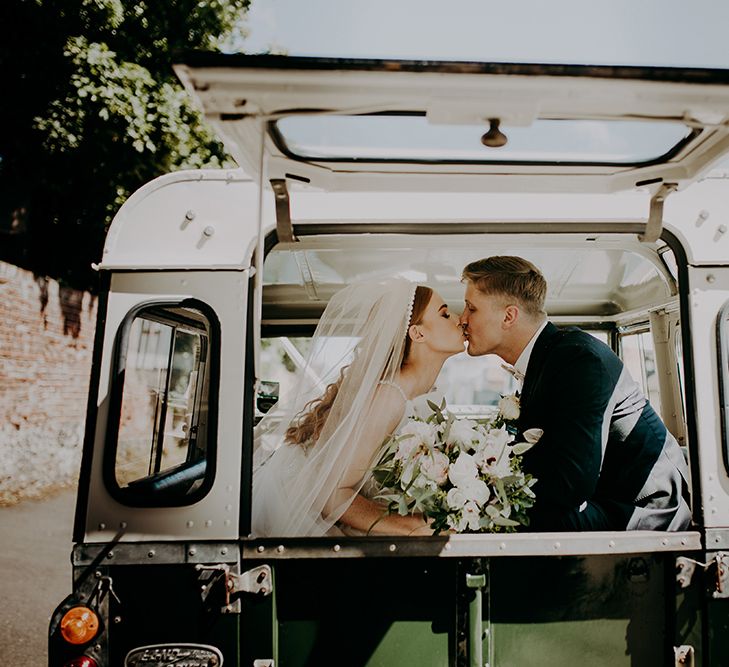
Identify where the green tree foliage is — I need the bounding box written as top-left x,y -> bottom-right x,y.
0,0 -> 248,289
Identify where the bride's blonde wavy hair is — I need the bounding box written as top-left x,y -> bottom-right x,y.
285,285 -> 432,446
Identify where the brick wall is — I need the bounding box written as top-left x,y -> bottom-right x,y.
0,261 -> 97,504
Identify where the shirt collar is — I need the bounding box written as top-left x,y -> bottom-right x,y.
513,319 -> 549,380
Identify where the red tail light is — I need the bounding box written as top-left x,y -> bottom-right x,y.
64,657 -> 98,667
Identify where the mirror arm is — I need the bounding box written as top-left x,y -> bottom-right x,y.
270,178 -> 297,243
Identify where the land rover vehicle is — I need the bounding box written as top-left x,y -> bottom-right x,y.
49,55 -> 729,666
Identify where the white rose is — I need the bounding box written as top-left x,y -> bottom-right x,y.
448,452 -> 479,488
398,420 -> 438,449
462,501 -> 482,531
498,394 -> 521,421
420,450 -> 450,486
446,486 -> 468,510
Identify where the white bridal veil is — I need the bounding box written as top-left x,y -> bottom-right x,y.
251,278 -> 419,537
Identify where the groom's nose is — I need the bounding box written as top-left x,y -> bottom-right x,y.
459,311 -> 468,328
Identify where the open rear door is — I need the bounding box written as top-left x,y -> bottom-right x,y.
174,55 -> 729,195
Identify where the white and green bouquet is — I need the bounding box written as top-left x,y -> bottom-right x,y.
372,393 -> 542,534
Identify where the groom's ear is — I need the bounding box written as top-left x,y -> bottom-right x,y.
503,304 -> 519,329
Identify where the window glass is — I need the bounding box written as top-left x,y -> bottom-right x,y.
261,329 -> 612,419
274,116 -> 692,165
113,305 -> 213,502
620,331 -> 662,418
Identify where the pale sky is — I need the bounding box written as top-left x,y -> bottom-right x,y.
241,0 -> 729,68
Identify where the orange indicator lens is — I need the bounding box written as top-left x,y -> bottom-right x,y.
60,606 -> 100,645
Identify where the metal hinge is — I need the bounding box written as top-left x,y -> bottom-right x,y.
197,563 -> 272,613
639,182 -> 677,243
676,552 -> 729,598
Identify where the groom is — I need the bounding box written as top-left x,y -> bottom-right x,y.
459,256 -> 691,532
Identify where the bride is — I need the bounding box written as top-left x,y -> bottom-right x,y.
251,279 -> 466,537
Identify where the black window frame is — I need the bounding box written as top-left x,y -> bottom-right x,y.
103,298 -> 221,508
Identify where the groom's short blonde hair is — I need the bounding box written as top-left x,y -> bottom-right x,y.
462,256 -> 547,317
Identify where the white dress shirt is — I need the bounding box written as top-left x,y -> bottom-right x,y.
511,319 -> 549,386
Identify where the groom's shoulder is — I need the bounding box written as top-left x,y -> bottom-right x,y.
549,325 -> 615,361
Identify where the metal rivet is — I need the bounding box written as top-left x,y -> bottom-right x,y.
147,550 -> 155,558
389,544 -> 397,552
188,548 -> 197,556
719,225 -> 727,235
716,536 -> 722,543
205,520 -> 213,527
333,544 -> 341,552
276,545 -> 285,553
225,504 -> 232,512
224,519 -> 231,526
203,225 -> 215,237
257,545 -> 265,553
119,522 -> 127,529
98,523 -> 106,530
444,542 -> 452,551
113,616 -> 122,624
499,542 -> 506,550
220,547 -> 228,555
94,571 -> 102,579
185,210 -> 195,221
106,551 -> 114,559
553,542 -> 561,550
707,274 -> 716,283
699,209 -> 710,221
608,540 -> 616,548
681,539 -> 687,546
662,538 -> 669,546
187,521 -> 194,528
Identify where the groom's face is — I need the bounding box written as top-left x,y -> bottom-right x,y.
460,282 -> 508,357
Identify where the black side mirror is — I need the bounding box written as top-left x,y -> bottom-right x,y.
257,380 -> 280,413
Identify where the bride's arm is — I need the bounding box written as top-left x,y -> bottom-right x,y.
339,493 -> 433,535
326,384 -> 432,536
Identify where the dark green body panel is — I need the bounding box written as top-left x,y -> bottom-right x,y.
240,552 -> 703,667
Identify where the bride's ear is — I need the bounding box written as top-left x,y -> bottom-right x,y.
408,324 -> 425,342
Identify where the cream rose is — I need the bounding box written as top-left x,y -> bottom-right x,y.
498,394 -> 521,421
420,450 -> 450,486
448,452 -> 479,487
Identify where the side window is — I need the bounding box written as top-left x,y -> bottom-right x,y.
619,329 -> 662,418
108,303 -> 218,505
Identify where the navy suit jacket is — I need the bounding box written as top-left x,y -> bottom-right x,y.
518,323 -> 691,532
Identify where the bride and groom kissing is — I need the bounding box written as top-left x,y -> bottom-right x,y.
252,256 -> 691,537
